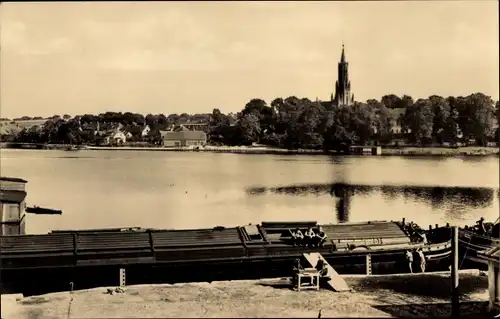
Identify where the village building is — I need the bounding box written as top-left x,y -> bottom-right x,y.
0,177 -> 27,236
102,131 -> 127,145
141,125 -> 151,137
160,125 -> 207,147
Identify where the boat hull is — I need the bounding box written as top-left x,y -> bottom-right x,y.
0,221 -> 453,295
0,240 -> 451,296
458,228 -> 499,270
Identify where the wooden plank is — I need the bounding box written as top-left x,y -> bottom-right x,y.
321,222 -> 407,241
302,252 -> 350,292
152,229 -> 242,247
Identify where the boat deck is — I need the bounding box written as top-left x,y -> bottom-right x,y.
0,220 -> 442,270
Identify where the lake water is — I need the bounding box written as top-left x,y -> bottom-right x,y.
1,149 -> 498,234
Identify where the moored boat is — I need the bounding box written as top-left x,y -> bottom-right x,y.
0,176 -> 452,295
459,217 -> 500,270
1,219 -> 452,295
26,206 -> 63,215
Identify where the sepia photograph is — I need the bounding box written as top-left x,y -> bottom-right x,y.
0,1 -> 499,318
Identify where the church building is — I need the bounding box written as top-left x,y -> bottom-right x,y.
331,44 -> 355,106
319,44 -> 355,108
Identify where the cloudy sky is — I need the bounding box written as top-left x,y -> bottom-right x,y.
1,1 -> 498,118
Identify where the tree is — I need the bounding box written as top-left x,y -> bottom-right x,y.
122,112 -> 145,126
367,99 -> 394,143
4,92 -> 496,149
237,112 -> 261,145
349,102 -> 375,145
404,98 -> 434,144
145,114 -> 158,128
428,95 -> 450,143
495,100 -> 500,123
398,95 -> 414,110
441,97 -> 460,145
240,98 -> 276,143
323,106 -> 356,151
208,108 -> 231,144
460,93 -> 496,145
294,101 -> 327,149
381,94 -> 401,109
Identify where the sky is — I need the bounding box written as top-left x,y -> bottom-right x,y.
1,1 -> 499,119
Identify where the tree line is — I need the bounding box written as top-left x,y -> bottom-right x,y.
2,93 -> 499,149
210,93 -> 499,149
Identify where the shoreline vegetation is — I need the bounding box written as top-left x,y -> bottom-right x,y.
1,93 -> 499,155
1,142 -> 499,156
1,270 -> 494,318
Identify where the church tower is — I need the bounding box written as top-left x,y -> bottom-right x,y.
332,44 -> 354,106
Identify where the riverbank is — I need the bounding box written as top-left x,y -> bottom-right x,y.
44,145 -> 500,156
382,146 -> 499,156
2,270 -> 494,318
2,143 -> 498,156
85,145 -> 326,155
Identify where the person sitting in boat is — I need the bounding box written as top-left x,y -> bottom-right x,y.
417,231 -> 428,245
476,217 -> 487,235
304,227 -> 316,247
409,222 -> 417,234
315,258 -> 329,277
315,226 -> 328,248
291,228 -> 305,246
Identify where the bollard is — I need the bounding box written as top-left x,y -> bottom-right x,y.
429,225 -> 432,230
435,224 -> 439,229
119,268 -> 126,287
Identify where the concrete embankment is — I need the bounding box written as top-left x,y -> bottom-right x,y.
2,269 -> 494,318
83,145 -> 500,156
85,145 -> 326,155
2,143 -> 498,156
381,146 -> 499,156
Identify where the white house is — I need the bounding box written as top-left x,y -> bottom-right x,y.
103,131 -> 127,145
141,125 -> 151,137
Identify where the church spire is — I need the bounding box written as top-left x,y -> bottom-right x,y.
340,42 -> 346,63
333,42 -> 353,107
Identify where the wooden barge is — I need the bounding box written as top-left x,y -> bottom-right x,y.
1,220 -> 452,295
0,176 -> 452,295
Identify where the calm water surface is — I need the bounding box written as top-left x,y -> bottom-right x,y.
1,149 -> 498,234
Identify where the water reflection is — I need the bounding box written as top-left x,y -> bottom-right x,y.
246,183 -> 497,222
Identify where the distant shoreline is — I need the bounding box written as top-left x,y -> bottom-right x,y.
1,142 -> 498,157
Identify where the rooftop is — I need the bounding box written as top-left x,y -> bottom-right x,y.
0,177 -> 28,183
163,130 -> 207,141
